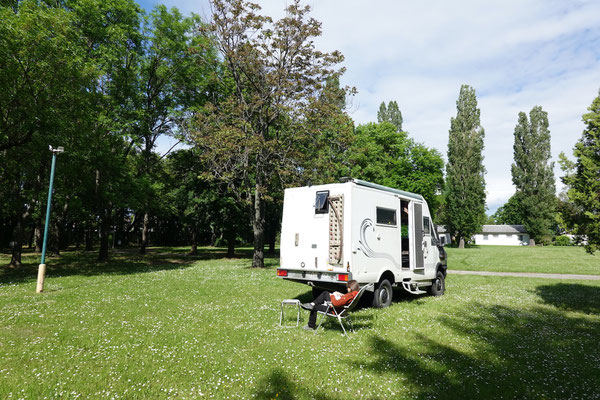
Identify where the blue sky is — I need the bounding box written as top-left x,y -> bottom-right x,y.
143,0 -> 600,214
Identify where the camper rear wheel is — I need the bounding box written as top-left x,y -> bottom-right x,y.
373,279 -> 393,308
429,271 -> 445,296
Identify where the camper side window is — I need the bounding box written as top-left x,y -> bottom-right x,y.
376,207 -> 397,226
423,217 -> 430,235
315,191 -> 329,214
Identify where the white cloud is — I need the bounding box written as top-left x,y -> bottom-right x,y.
147,0 -> 600,213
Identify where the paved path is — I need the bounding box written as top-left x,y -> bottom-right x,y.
449,270 -> 600,281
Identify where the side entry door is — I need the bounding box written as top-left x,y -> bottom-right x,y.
413,203 -> 424,269
422,215 -> 436,271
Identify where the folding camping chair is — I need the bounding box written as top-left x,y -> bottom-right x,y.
314,283 -> 374,336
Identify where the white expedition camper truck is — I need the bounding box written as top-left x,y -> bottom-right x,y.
277,179 -> 447,308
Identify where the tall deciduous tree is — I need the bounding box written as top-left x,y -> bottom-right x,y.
377,101 -> 403,132
0,1 -> 94,266
559,90 -> 600,254
347,122 -> 444,215
193,0 -> 347,268
444,85 -> 486,248
511,106 -> 555,245
135,6 -> 217,255
492,194 -> 523,225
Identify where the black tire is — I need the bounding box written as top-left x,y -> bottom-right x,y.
429,271 -> 445,296
372,279 -> 393,308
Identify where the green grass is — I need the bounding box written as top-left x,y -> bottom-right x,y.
1,247 -> 600,399
446,245 -> 600,275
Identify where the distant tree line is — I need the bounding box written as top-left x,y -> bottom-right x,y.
1,0 -> 598,268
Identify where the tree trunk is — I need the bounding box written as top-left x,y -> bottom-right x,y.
267,232 -> 276,255
458,236 -> 465,249
58,198 -> 69,251
73,223 -> 81,250
189,230 -> 198,255
252,183 -> 265,268
27,227 -> 33,249
227,237 -> 235,258
116,208 -> 126,247
85,225 -> 93,251
9,204 -> 32,267
98,208 -> 111,262
51,221 -> 60,256
140,211 -> 149,255
529,238 -> 535,246
34,221 -> 43,252
9,221 -> 24,267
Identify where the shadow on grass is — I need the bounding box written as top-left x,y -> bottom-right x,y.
353,304 -> 600,399
535,283 -> 600,315
254,368 -> 349,400
0,247 -> 279,286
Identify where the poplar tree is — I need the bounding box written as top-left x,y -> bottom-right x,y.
559,90 -> 600,254
444,85 -> 486,248
511,106 -> 555,245
377,100 -> 403,132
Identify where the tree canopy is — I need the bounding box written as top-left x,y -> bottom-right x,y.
346,122 -> 444,214
192,0 -> 351,268
559,89 -> 600,254
377,101 -> 403,132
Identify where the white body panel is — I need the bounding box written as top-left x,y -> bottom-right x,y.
279,181 -> 445,290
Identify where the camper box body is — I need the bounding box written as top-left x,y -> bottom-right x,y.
277,179 -> 446,301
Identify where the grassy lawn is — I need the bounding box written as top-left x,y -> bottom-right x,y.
446,245 -> 600,275
1,247 -> 600,399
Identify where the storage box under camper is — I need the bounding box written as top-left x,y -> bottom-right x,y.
277,179 -> 447,307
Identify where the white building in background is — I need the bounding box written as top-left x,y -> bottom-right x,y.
436,226 -> 451,246
473,225 -> 529,246
436,225 -> 530,246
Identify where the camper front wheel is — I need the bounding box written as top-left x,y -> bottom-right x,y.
429,271 -> 445,296
373,279 -> 393,308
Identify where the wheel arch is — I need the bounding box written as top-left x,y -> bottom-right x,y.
436,262 -> 447,277
378,270 -> 395,285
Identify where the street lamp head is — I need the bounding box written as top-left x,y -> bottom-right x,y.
49,145 -> 65,154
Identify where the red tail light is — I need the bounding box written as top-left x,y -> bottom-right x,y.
277,269 -> 288,277
337,274 -> 348,281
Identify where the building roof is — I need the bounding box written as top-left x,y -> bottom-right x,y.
481,225 -> 527,233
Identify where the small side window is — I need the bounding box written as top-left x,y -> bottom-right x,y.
484,234 -> 489,240
376,207 -> 397,226
315,190 -> 329,214
423,217 -> 430,235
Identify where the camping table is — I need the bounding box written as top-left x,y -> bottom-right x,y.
279,299 -> 301,327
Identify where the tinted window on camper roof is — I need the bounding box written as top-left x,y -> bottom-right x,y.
376,207 -> 397,226
315,191 -> 329,214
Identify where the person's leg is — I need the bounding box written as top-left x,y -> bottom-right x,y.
308,304 -> 329,328
302,291 -> 330,311
313,291 -> 331,305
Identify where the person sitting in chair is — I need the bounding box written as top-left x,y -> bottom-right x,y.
301,280 -> 360,330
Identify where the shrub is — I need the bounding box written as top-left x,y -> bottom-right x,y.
553,235 -> 573,246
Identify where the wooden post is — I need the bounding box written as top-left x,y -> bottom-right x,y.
36,264 -> 46,293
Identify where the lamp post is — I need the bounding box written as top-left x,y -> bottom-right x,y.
36,145 -> 64,293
